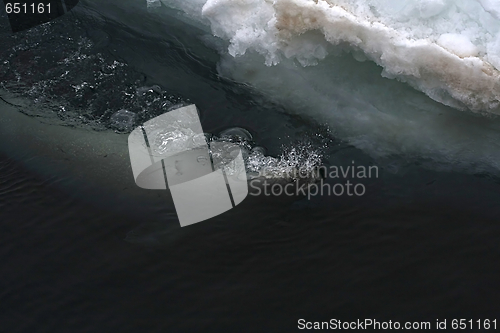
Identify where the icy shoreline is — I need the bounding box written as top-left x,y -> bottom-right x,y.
163,0 -> 500,113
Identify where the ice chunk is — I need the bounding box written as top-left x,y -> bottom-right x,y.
477,0 -> 500,19
162,0 -> 500,112
437,33 -> 479,57
487,35 -> 500,70
418,0 -> 449,18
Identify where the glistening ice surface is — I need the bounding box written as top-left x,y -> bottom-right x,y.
160,0 -> 500,173
165,0 -> 500,113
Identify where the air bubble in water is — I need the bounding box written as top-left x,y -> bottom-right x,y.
251,146 -> 266,155
146,0 -> 162,9
136,85 -> 161,96
197,156 -> 209,165
219,127 -> 253,142
110,109 -> 136,132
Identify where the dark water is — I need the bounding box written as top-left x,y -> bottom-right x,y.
1,1 -> 500,332
2,143 -> 500,332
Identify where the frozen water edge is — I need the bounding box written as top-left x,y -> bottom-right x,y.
154,0 -> 500,174
163,0 -> 500,113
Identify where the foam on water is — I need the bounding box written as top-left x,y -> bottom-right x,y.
209,127 -> 325,180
